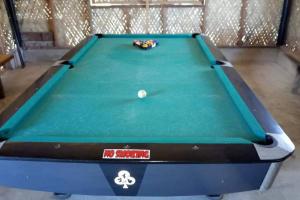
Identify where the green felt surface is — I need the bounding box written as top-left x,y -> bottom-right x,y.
1,35 -> 266,143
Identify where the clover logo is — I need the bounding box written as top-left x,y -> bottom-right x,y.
114,170 -> 136,189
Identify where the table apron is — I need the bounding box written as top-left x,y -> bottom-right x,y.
0,159 -> 277,196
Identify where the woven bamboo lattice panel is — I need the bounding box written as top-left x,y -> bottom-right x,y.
90,0 -> 282,46
13,0 -> 285,47
285,0 -> 300,56
204,0 -> 242,46
0,0 -> 15,54
90,0 -> 204,34
52,0 -> 91,47
91,6 -> 203,34
91,8 -> 127,33
15,0 -> 50,32
164,7 -> 203,33
90,0 -> 205,7
241,0 -> 283,46
91,7 -> 164,34
128,7 -> 163,33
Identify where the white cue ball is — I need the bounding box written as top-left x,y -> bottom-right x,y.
138,90 -> 147,99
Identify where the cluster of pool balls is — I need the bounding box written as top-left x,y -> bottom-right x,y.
133,40 -> 159,50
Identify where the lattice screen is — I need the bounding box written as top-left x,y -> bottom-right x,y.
12,0 -> 285,47
0,0 -> 16,54
164,7 -> 203,33
128,7 -> 162,33
241,0 -> 283,46
286,0 -> 300,56
90,0 -> 205,6
91,8 -> 128,34
15,0 -> 50,32
204,0 -> 242,46
91,6 -> 203,34
52,0 -> 91,47
90,0 -> 282,46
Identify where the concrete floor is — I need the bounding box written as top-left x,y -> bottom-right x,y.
0,48 -> 299,200
0,61 -> 52,114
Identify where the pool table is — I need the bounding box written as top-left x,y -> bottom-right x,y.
0,34 -> 294,198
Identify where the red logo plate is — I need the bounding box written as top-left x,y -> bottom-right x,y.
103,149 -> 150,160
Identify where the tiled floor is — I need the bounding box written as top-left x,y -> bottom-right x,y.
0,49 -> 299,200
